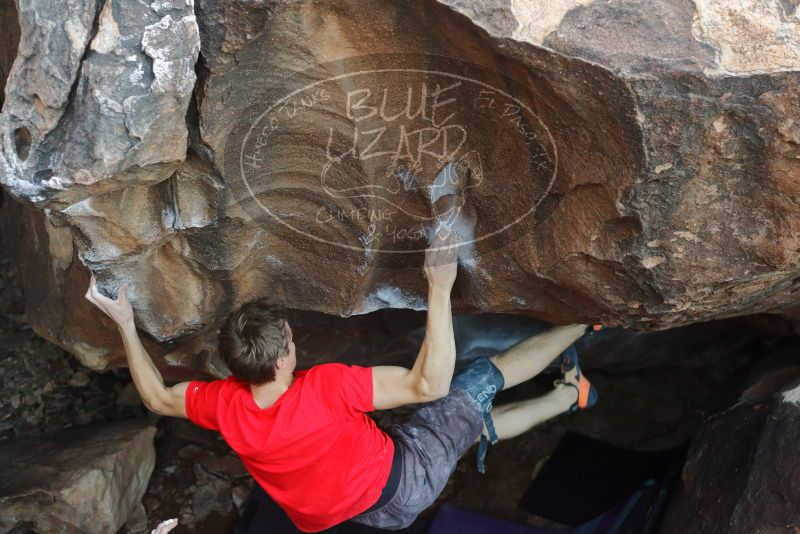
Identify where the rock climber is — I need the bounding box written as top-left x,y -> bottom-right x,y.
84,231 -> 599,532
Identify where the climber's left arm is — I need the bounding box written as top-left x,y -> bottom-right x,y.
84,275 -> 189,418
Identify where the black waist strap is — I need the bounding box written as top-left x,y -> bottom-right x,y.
363,439 -> 402,514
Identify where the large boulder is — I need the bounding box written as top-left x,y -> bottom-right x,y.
0,418 -> 157,534
1,0 -> 799,372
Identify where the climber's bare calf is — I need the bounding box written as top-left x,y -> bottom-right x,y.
489,324 -> 587,390
487,388 -> 577,440
473,324 -> 588,444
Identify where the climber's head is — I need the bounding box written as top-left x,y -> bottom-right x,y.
218,301 -> 296,385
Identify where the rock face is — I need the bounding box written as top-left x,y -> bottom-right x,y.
0,418 -> 157,534
661,342 -> 800,533
1,0 -> 799,372
0,0 -> 20,109
0,0 -> 199,203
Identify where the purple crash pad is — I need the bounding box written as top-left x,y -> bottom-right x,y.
430,504 -> 557,534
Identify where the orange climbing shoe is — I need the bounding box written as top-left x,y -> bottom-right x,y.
557,346 -> 598,413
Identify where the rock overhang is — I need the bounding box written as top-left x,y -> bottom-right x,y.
0,0 -> 799,373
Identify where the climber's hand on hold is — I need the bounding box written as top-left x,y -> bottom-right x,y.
150,518 -> 178,534
373,229 -> 459,411
84,275 -> 188,418
424,229 -> 460,293
84,275 -> 134,329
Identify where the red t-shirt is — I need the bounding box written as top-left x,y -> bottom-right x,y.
184,363 -> 394,532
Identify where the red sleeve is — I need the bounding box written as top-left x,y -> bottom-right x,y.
185,379 -> 226,431
313,364 -> 375,417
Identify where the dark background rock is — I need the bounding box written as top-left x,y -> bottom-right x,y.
661,348 -> 800,533
0,0 -> 20,110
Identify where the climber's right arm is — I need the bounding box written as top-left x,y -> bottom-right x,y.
372,284 -> 455,410
372,232 -> 459,410
85,276 -> 189,418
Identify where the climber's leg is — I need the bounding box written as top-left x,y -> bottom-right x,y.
489,324 -> 587,390
474,385 -> 577,443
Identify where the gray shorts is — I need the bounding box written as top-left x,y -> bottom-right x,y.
351,358 -> 505,530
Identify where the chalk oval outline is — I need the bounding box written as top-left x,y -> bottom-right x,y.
237,62 -> 558,254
